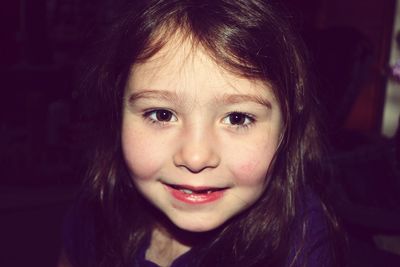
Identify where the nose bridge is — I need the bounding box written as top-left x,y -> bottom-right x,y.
174,118 -> 220,172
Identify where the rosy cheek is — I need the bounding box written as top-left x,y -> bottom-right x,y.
238,161 -> 258,176
229,142 -> 276,186
232,159 -> 269,186
122,131 -> 162,181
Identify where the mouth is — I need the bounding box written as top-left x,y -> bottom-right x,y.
166,183 -> 226,194
163,183 -> 228,204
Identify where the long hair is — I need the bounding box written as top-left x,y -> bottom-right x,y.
65,1 -> 343,266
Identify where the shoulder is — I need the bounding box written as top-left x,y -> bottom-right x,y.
289,188 -> 334,267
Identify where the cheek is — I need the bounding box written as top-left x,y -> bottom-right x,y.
238,161 -> 261,177
121,126 -> 165,181
228,144 -> 276,186
233,159 -> 270,185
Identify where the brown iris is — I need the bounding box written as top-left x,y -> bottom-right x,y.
155,110 -> 173,121
229,112 -> 247,125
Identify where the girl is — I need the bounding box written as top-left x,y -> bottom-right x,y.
61,0 -> 343,266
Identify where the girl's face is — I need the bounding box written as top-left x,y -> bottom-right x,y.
122,38 -> 283,232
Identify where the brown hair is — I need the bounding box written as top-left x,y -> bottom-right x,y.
66,1 -> 343,266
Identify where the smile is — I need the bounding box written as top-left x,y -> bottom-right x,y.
163,183 -> 228,204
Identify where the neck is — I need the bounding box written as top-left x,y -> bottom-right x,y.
145,218 -> 219,266
146,226 -> 190,267
144,204 -> 222,266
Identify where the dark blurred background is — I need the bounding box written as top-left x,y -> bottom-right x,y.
0,0 -> 399,266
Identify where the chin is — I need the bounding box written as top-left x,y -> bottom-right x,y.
171,217 -> 226,233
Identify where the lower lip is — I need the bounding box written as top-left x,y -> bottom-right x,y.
165,186 -> 225,204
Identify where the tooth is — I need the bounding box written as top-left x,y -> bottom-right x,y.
207,190 -> 212,194
181,189 -> 193,194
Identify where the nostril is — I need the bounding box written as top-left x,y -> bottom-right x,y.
173,128 -> 220,172
173,145 -> 220,172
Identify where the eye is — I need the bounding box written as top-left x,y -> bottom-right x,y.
144,109 -> 177,123
222,112 -> 255,126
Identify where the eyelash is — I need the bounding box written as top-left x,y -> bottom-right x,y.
141,109 -> 256,130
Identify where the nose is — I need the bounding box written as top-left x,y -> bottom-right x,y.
173,126 -> 220,173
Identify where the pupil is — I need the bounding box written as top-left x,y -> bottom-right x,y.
229,113 -> 245,125
156,110 -> 172,121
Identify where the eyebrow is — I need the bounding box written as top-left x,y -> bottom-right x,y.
127,90 -> 182,105
219,94 -> 272,109
127,89 -> 272,108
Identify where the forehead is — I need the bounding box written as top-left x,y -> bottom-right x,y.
126,36 -> 277,104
